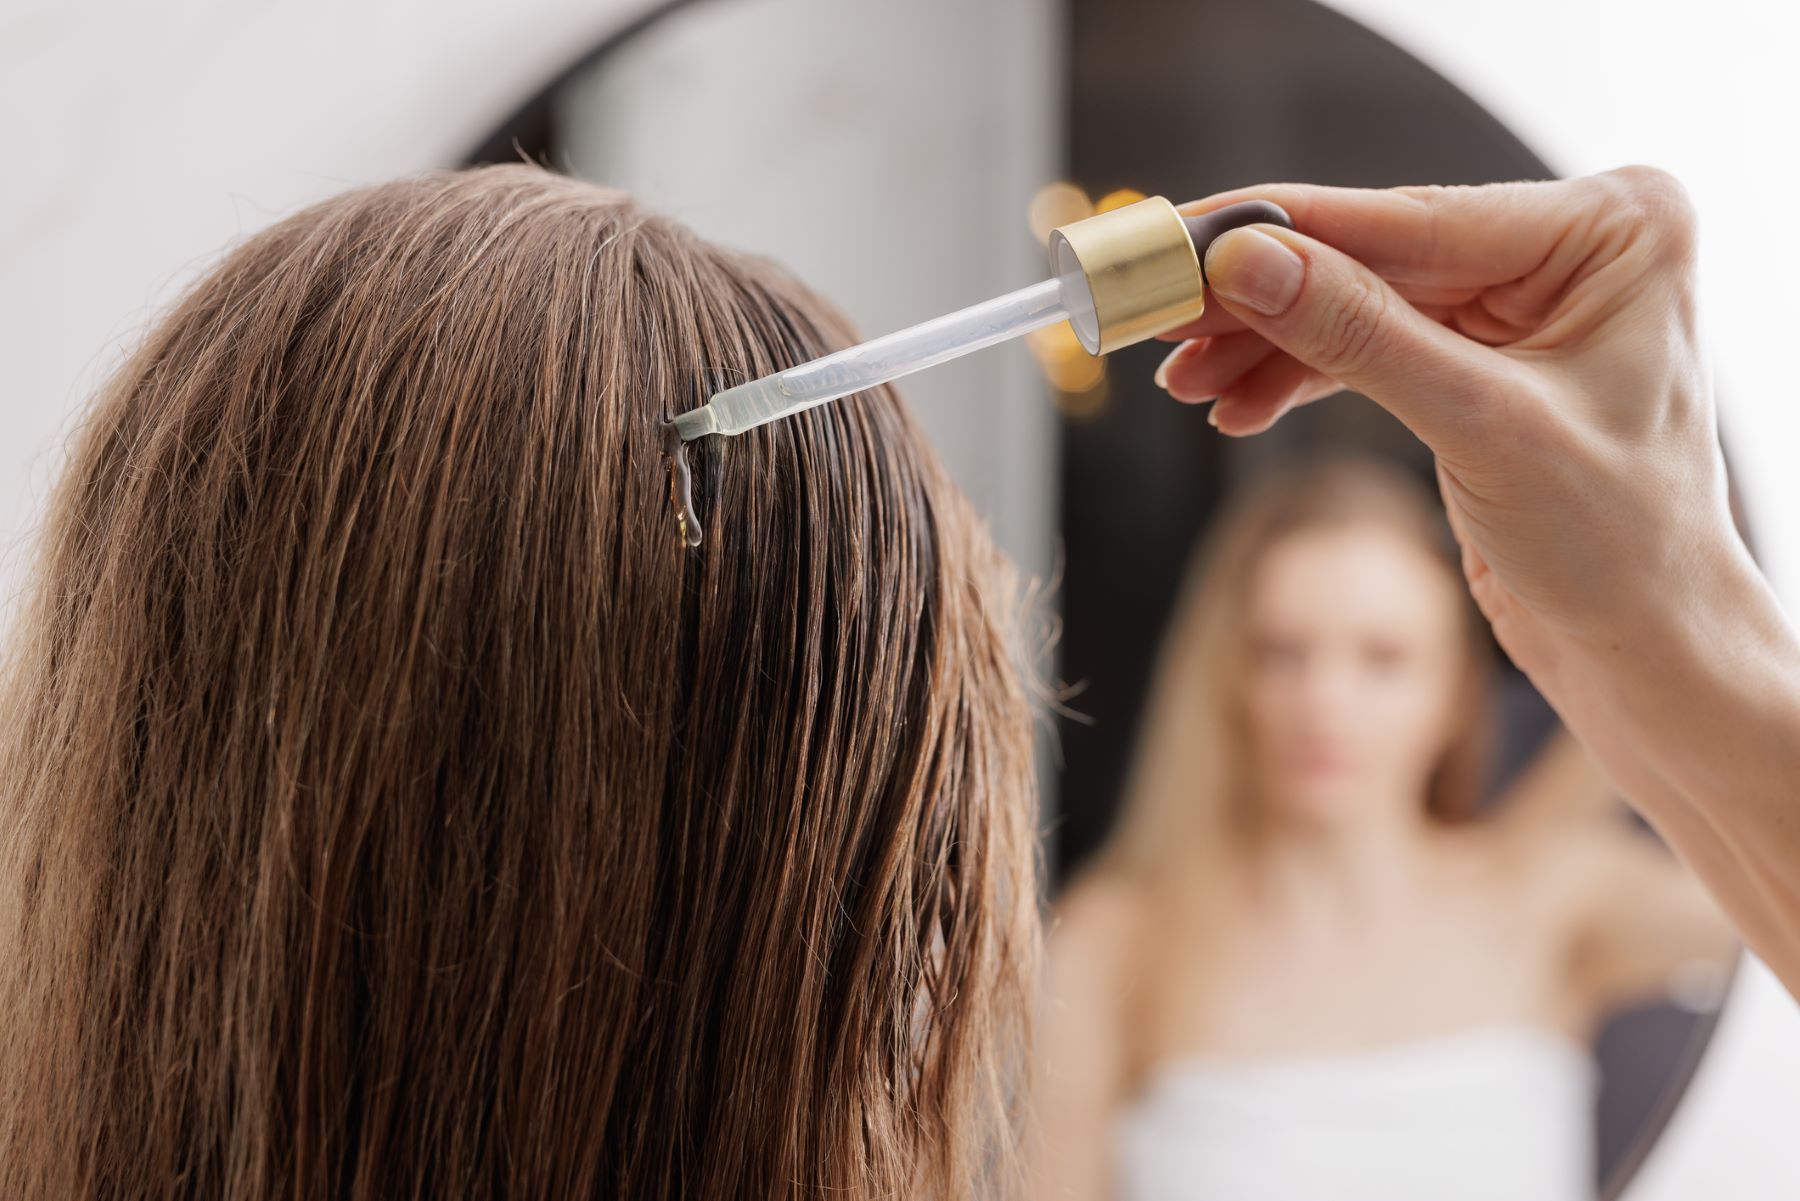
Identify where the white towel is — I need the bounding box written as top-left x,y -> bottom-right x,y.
1115,1026 -> 1596,1201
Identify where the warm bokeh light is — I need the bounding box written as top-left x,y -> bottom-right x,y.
1053,374 -> 1110,420
1094,187 -> 1147,213
1025,181 -> 1113,404
1027,319 -> 1107,414
1026,181 -> 1094,245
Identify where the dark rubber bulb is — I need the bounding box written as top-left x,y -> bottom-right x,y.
1180,201 -> 1295,284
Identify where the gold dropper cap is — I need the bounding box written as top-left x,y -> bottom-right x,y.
1049,196 -> 1207,356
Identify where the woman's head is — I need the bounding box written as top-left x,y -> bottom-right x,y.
1241,501 -> 1476,827
1109,458 -> 1487,868
0,166 -> 1037,1198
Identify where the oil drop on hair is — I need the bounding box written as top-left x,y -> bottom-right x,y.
661,422 -> 703,548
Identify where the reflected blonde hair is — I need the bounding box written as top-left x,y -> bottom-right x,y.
1102,457 -> 1487,879
0,166 -> 1038,1199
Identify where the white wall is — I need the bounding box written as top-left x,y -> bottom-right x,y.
0,0 -> 666,603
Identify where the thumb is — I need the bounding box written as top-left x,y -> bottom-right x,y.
1202,224 -> 1523,450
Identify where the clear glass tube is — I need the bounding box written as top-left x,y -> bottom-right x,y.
673,276 -> 1078,439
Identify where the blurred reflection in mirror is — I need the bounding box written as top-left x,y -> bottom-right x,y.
1032,458 -> 1734,1201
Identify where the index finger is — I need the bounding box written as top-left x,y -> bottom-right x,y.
1177,177 -> 1592,290
1156,273 -> 1487,343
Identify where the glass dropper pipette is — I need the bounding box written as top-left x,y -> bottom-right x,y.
671,277 -> 1072,440
670,198 -> 1292,443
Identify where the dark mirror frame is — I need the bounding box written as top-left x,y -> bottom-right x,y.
466,1 -> 1736,1192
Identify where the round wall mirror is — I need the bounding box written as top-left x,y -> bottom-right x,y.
469,1 -> 1738,1194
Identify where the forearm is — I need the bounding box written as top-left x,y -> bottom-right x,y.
1591,538 -> 1800,990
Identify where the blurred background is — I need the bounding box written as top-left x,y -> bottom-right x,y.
5,1 -> 1797,1197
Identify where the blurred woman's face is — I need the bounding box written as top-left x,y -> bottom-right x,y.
1241,525 -> 1467,827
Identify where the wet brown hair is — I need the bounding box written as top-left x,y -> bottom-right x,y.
0,166 -> 1038,1199
1104,457 -> 1489,877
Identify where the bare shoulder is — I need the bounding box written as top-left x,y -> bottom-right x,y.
1482,814 -> 1684,934
1516,820 -> 1641,893
1033,871 -> 1158,1195
1429,819 -> 1610,928
1046,869 -> 1158,991
1051,871 -> 1151,952
1461,808 -> 1603,880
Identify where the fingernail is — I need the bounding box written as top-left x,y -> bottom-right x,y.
1206,404 -> 1221,428
1204,227 -> 1304,317
1153,340 -> 1197,391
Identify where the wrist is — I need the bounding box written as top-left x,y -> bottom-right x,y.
1600,535 -> 1800,813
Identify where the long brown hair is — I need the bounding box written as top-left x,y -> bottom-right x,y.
1102,457 -> 1488,879
0,166 -> 1038,1198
